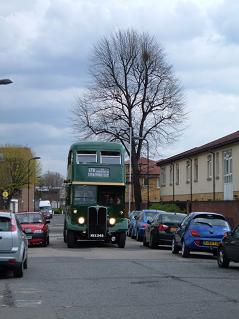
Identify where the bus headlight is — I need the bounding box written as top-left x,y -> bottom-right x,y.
109,218 -> 116,225
78,217 -> 85,224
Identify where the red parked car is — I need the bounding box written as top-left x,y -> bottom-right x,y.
16,212 -> 49,247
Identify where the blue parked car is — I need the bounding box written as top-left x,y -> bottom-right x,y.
172,212 -> 231,257
134,210 -> 164,241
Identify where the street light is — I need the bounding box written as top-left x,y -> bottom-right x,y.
134,136 -> 150,209
0,79 -> 13,85
28,156 -> 41,211
128,126 -> 132,215
109,125 -> 132,215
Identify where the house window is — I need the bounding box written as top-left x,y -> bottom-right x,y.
169,164 -> 173,186
194,158 -> 198,182
157,177 -> 160,188
186,160 -> 191,183
143,177 -> 149,187
224,150 -> 232,183
161,167 -> 166,186
176,163 -> 179,185
215,152 -> 220,178
207,154 -> 212,180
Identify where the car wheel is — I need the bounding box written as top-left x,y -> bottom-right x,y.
23,256 -> 28,269
143,235 -> 147,247
171,238 -> 180,254
131,230 -> 136,239
63,223 -> 66,243
217,246 -> 230,268
13,262 -> 24,278
181,240 -> 190,258
136,230 -> 141,242
117,232 -> 126,248
42,236 -> 48,247
149,235 -> 157,249
67,230 -> 76,248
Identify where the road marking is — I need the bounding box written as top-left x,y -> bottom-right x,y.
15,300 -> 42,307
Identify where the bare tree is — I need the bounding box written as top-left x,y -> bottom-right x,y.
72,29 -> 185,209
36,171 -> 64,207
39,171 -> 64,191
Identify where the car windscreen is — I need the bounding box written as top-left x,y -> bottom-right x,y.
162,214 -> 186,224
192,215 -> 229,227
0,216 -> 11,231
144,212 -> 157,221
16,213 -> 43,224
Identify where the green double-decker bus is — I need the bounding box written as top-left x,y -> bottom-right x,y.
64,141 -> 128,248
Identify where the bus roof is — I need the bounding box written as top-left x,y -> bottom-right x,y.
69,141 -> 125,152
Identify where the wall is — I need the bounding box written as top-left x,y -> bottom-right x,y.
191,200 -> 239,228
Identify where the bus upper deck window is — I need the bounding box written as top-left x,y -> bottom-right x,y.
100,151 -> 121,164
76,151 -> 97,164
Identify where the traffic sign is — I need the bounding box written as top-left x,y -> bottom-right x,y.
2,191 -> 9,198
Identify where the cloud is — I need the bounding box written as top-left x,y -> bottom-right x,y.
1,0 -> 239,174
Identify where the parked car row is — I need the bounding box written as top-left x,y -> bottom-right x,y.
128,210 -> 239,268
0,211 -> 50,278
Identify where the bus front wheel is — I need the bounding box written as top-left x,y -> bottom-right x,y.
67,230 -> 76,248
117,232 -> 126,248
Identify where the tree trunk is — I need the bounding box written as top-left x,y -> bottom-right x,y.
132,152 -> 142,210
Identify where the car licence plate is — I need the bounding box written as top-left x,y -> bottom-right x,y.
170,227 -> 177,232
203,241 -> 219,246
90,234 -> 104,238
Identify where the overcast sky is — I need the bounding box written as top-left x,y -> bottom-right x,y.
0,0 -> 238,176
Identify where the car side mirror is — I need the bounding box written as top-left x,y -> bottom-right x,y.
224,231 -> 232,237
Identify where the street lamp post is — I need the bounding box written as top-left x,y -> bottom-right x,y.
128,126 -> 132,215
110,125 -> 132,215
134,136 -> 150,209
27,156 -> 40,211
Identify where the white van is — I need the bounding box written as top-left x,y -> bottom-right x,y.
39,200 -> 53,219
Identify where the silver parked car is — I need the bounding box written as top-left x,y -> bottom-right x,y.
0,211 -> 28,278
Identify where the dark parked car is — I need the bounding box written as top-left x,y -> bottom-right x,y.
143,212 -> 186,248
16,212 -> 50,247
217,224 -> 239,268
134,210 -> 163,241
172,212 -> 231,257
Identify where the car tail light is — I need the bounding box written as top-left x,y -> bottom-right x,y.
158,224 -> 169,231
10,218 -> 17,232
191,229 -> 200,237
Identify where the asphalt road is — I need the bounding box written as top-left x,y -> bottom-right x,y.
0,215 -> 239,319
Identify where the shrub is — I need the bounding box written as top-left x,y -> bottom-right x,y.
53,208 -> 63,214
